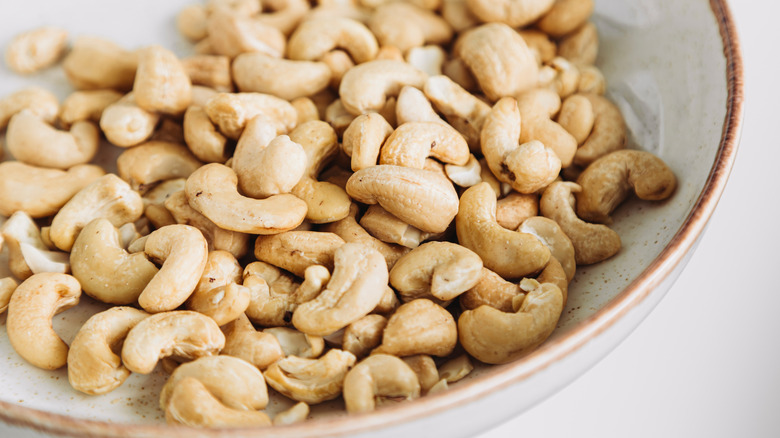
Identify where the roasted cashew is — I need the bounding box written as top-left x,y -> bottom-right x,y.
185,163 -> 308,234
6,110 -> 99,169
401,355 -> 439,393
6,273 -> 81,370
222,313 -> 284,369
0,87 -> 59,129
379,122 -> 470,169
373,299 -> 457,357
233,131 -> 307,199
558,21 -> 598,65
339,60 -> 427,115
395,85 -> 446,126
459,279 -> 563,364
368,2 -> 452,52
67,307 -> 149,395
292,243 -> 388,336
206,10 -> 286,59
465,0 -> 555,27
358,204 -> 433,249
572,93 -> 627,167
121,310 -> 225,374
117,141 -> 203,192
133,45 -> 192,115
516,88 -> 578,168
204,92 -> 297,140
273,402 -> 310,426
445,154 -> 482,188
254,231 -> 344,278
186,251 -> 249,325
558,94 -> 595,145
343,354 -> 420,413
343,314 -> 387,358
540,181 -> 620,265
342,113 -> 394,171
99,93 -> 160,148
164,377 -> 271,427
456,183 -> 550,279
519,216 -> 577,282
181,55 -> 233,92
70,219 -> 158,305
59,90 -> 123,128
183,106 -> 229,163
460,267 -> 522,312
423,75 -> 490,150
578,65 -> 606,95
495,192 -> 539,230
264,349 -> 357,404
233,52 -> 331,100
50,174 -> 144,252
62,36 -> 138,91
287,17 -> 378,64
438,354 -> 474,384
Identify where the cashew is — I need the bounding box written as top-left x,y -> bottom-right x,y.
516,88 -> 578,168
265,349 -> 357,404
339,60 -> 427,115
99,93 -> 160,148
186,251 -> 250,325
558,94 -> 595,145
465,0 -> 554,27
395,85 -> 445,126
441,0 -> 479,32
445,154 -> 482,188
233,131 -> 307,198
240,263 -> 298,327
368,3 -> 452,52
256,0 -> 311,35
4,26 -> 67,74
254,231 -> 343,279
121,310 -> 225,374
292,96 -> 321,125
67,307 -> 150,395
539,56 -> 582,98
164,377 -> 271,427
342,113 -> 394,171
132,45 -> 192,115
70,219 -> 158,304
518,30 -> 557,64
540,181 -> 621,265
49,174 -> 144,252
292,243 -> 388,336
495,192 -> 539,230
273,402 -> 310,426
185,163 -> 308,234
117,141 -> 203,192
373,299 -> 457,357
0,86 -> 59,129
222,313 -> 284,369
456,183 -> 550,279
537,0 -> 594,38
182,106 -> 229,163
325,98 -> 357,136
207,0 -> 262,16
578,64 -> 606,95
342,314 -> 387,358
460,267 -> 522,312
575,150 -> 677,224
423,75 -> 491,149
379,122 -> 470,169
358,204 -> 433,249
181,55 -> 233,92
455,23 -> 539,101
1,212 -> 69,280
558,21 -> 598,65
374,285 -> 401,316
572,93 -> 628,167
343,354 -> 420,413
6,273 -> 81,370
406,45 -> 447,77
347,165 -> 459,234
519,216 -> 577,282
206,11 -> 286,58
138,224 -> 209,313
401,355 -> 439,393
6,110 -> 99,170
287,17 -> 378,63
233,52 -> 331,100
177,4 -> 209,41
317,51 -> 353,90
62,36 -> 138,91
204,92 -> 297,140
438,354 -> 473,383
191,85 -> 220,107
59,89 -> 123,128
0,278 -> 19,314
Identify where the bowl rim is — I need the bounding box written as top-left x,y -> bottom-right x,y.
0,0 -> 744,436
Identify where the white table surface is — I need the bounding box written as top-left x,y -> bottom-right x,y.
0,1 -> 776,437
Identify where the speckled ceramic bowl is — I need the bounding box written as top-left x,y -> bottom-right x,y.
0,0 -> 742,436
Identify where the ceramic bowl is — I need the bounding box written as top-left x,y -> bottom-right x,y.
0,0 -> 743,436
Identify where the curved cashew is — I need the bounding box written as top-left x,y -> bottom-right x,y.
389,242 -> 482,303
438,354 -> 474,384
177,4 -> 208,41
6,110 -> 99,169
540,181 -> 621,265
287,17 -> 378,64
367,2 -> 452,52
347,165 -> 459,234
234,130 -> 307,199
516,88 -> 578,168
254,231 -> 344,277
164,377 -> 271,427
572,93 -> 627,167
445,154 -> 482,188
343,354 -> 420,413
537,0 -> 594,37
206,10 -> 286,59
401,355 -> 439,393
0,278 -> 19,314
183,105 -> 229,163
395,85 -> 445,126
358,204 -> 433,249
343,314 -> 387,358
62,36 -> 138,91
6,273 -> 81,370
496,192 -> 539,230
70,219 -> 158,304
342,113 -> 394,171
181,55 -> 233,92
519,216 -> 577,282
117,141 -> 203,192
465,0 -> 555,27
460,267 -> 522,312
373,299 -> 457,357
204,92 -> 297,140
185,163 -> 308,234
339,60 -> 427,115
233,52 -> 331,100
459,279 -> 563,364
67,307 -> 149,395
292,243 -> 388,336
0,86 -> 59,130
121,310 -> 225,374
558,21 -> 598,65
222,313 -> 284,369
518,30 -> 557,64
273,402 -> 310,426
456,183 -> 550,279
99,93 -> 160,148
255,0 -> 310,35
423,75 -> 490,149
379,122 -> 470,169
265,349 -> 357,404
186,251 -> 249,325
50,174 -> 144,252
133,45 -> 192,115
558,94 -> 595,145
1,211 -> 69,280
59,89 -> 123,128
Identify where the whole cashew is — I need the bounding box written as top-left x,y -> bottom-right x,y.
6,110 -> 99,169
222,313 -> 284,369
287,17 -> 378,64
460,267 -> 523,312
537,0 -> 594,38
458,279 -> 563,364
572,93 -> 627,167
273,402 -> 310,426
557,94 -> 595,145
233,53 -> 331,100
177,5 -> 208,41
1,211 -> 68,280
465,0 -> 555,27
164,377 -> 271,427
342,113 -> 394,171
558,21 -> 599,65
133,45 -> 192,115
339,60 -> 427,115
456,183 -> 550,279
67,307 -> 150,395
6,273 -> 81,370
358,204 -> 434,249
395,85 -> 446,126
181,55 -> 233,92
518,216 -> 577,282
206,10 -> 286,59
540,181 -> 621,265
59,90 -> 123,128
0,278 -> 19,314
183,106 -> 229,163
367,2 -> 452,52
62,36 -> 138,91
516,88 -> 578,168
343,354 -> 420,413
121,310 -> 225,374
445,154 -> 482,188
186,251 -> 250,325
5,26 -> 67,74
99,93 -> 160,148
496,192 -> 539,230
379,122 -> 470,169
233,130 -> 307,199
117,141 -> 204,192
204,92 -> 297,140
373,298 -> 457,357
264,349 -> 357,404
254,231 -> 345,278
343,314 -> 387,358
0,86 -> 59,129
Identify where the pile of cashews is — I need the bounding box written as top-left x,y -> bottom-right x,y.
0,0 -> 678,428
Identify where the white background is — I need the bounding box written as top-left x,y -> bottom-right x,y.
0,1 -> 776,437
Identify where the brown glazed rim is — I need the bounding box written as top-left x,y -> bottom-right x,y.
0,0 -> 744,436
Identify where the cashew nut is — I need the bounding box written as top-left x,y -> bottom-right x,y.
423,75 -> 490,149
343,354 -> 420,413
342,314 -> 387,358
368,2 -> 452,52
183,105 -> 229,163
0,86 -> 59,129
5,26 -> 67,74
273,402 -> 310,426
99,93 -> 160,148
233,130 -> 307,199
0,278 -> 19,314
133,45 -> 192,115
164,377 -> 271,427
264,326 -> 326,359
62,36 -> 138,91
117,141 -> 204,192
204,92 -> 297,140
401,355 -> 439,393
59,89 -> 123,128
287,17 -> 378,63
358,204 -> 433,249
572,93 -> 627,167
177,4 -> 209,42
186,251 -> 250,325
373,299 -> 457,357
395,85 -> 446,126
518,216 -> 577,282
206,10 -> 286,59
6,110 -> 99,169
254,231 -> 345,278
459,267 -> 522,312
222,313 -> 284,369
465,0 -> 555,27
516,88 -> 578,168
558,94 -> 595,145
255,0 -> 311,35
339,60 -> 427,115
379,122 -> 470,169
233,52 -> 331,100
181,54 -> 233,92
342,113 -> 394,171
264,349 -> 357,404
558,21 -> 598,65
1,211 -> 69,280
495,192 -> 539,230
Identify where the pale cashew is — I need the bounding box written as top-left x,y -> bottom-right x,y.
183,106 -> 229,163
514,88 -> 578,168
558,21 -> 598,65
441,58 -> 478,93
292,243 -> 388,336
137,224 -> 208,313
459,279 -> 563,364
0,278 -> 19,314
406,45 -> 446,77
70,219 -> 158,305
164,377 -> 271,427
368,3 -> 452,52
342,113 -> 394,171
519,217 -> 577,282
287,17 -> 378,64
181,55 -> 233,92
379,122 -> 470,169
395,85 -> 445,126
177,4 -> 209,41
374,285 -> 401,316
438,354 -> 473,383
254,231 -> 344,277
572,93 -> 628,167
62,36 -> 138,91
558,94 -> 595,145
191,85 -> 220,107
481,98 -> 561,194
205,92 -> 297,140
358,204 -> 432,249
6,273 -> 81,370
222,313 -> 284,369
121,310 -> 225,374
292,96 -> 321,125
1,212 -> 69,280
6,110 -> 99,169
342,314 -> 387,358
256,0 -> 311,35
325,99 -> 357,136
456,183 -> 550,279
265,349 -> 357,404
233,52 -> 331,100
0,86 -> 59,129
401,355 -> 439,393
346,165 -> 459,234
234,131 -> 307,198
536,257 -> 569,305
164,190 -> 250,258
537,0 -> 594,38
518,30 -> 557,64
459,267 -> 522,312
578,65 -> 606,95
321,49 -> 354,89
50,174 -> 144,252
99,93 -> 160,148
445,154 -> 482,188
576,150 -> 677,224
373,299 -> 457,357
117,141 -> 204,192
339,60 -> 427,115
185,163 -> 308,234
455,23 -> 539,101
4,26 -> 67,74
538,56 -> 582,98
206,11 -> 286,59
67,307 -> 150,395
133,45 -> 192,115
465,0 -> 554,27
273,402 -> 310,426
496,192 -> 539,230
59,89 -> 123,128
264,326 -> 326,358
423,75 -> 490,149
540,181 -> 621,265
343,354 -> 420,413
186,251 -> 250,325
441,0 -> 480,32
240,263 -> 299,326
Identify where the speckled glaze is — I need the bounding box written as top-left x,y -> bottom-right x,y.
0,0 -> 743,436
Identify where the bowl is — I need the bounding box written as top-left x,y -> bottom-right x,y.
0,0 -> 743,436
